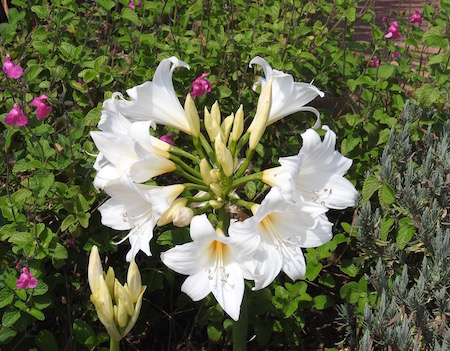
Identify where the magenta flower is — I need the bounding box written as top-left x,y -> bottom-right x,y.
5,104 -> 28,126
3,54 -> 23,79
16,267 -> 38,289
370,56 -> 379,68
391,51 -> 400,59
190,73 -> 211,98
385,21 -> 401,39
66,237 -> 78,250
160,132 -> 174,145
382,16 -> 387,23
31,94 -> 52,120
128,1 -> 135,10
410,10 -> 422,25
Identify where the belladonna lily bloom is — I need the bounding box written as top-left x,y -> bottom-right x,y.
229,188 -> 333,290
161,214 -> 259,321
278,126 -> 358,210
99,176 -> 185,261
114,57 -> 192,134
249,56 -> 324,128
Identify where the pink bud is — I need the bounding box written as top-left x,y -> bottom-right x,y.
391,51 -> 400,59
5,104 -> 28,127
190,73 -> 212,98
382,16 -> 387,23
370,56 -> 379,68
15,267 -> 38,289
410,10 -> 422,25
3,54 -> 23,79
128,1 -> 135,10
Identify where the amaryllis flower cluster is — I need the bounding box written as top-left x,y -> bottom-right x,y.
91,56 -> 357,321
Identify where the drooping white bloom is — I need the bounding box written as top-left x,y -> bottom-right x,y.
249,56 -> 324,128
114,57 -> 192,134
161,214 -> 258,321
279,126 -> 358,210
99,176 -> 185,261
229,187 -> 333,290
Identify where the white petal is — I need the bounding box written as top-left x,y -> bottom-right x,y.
99,197 -> 131,231
281,245 -> 306,281
98,94 -> 132,134
115,57 -> 191,134
161,242 -> 209,276
211,261 -> 244,321
189,214 -> 219,242
181,271 -> 211,301
252,237 -> 283,290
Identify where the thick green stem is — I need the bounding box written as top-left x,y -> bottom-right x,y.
233,290 -> 248,351
110,338 -> 120,351
234,132 -> 250,158
171,155 -> 202,179
198,133 -> 216,163
170,145 -> 201,164
235,148 -> 255,178
232,172 -> 263,188
175,166 -> 204,186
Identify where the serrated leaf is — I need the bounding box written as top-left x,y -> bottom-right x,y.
121,7 -> 141,25
0,326 -> 16,343
61,214 -> 77,231
0,288 -> 14,308
380,216 -> 395,241
33,281 -> 49,296
340,282 -> 359,303
377,64 -> 395,79
2,308 -> 20,327
84,104 -> 102,127
339,260 -> 359,277
423,26 -> 446,48
305,260 -> 322,281
318,273 -> 336,288
49,242 -> 68,260
414,84 -> 440,108
27,307 -> 45,320
96,0 -> 115,10
379,183 -> 396,205
362,175 -> 381,202
397,217 -> 416,249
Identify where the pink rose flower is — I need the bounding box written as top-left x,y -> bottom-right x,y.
3,54 -> 23,79
5,104 -> 28,126
15,267 -> 38,289
410,10 -> 422,25
391,51 -> 400,59
385,21 -> 401,39
370,56 -> 379,67
31,94 -> 52,120
160,132 -> 174,145
190,73 -> 211,98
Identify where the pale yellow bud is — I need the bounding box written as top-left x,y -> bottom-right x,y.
215,138 -> 234,177
211,119 -> 222,142
184,94 -> 200,137
172,207 -> 194,227
158,198 -> 189,226
231,105 -> 244,143
211,101 -> 221,125
114,279 -> 134,317
105,267 -> 115,298
200,159 -> 213,185
221,113 -> 234,143
210,183 -> 222,197
88,245 -> 103,294
210,169 -> 220,183
209,199 -> 223,209
116,300 -> 129,328
249,79 -> 273,149
204,107 -> 215,141
127,261 -> 143,304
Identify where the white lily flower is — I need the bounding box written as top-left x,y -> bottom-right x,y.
229,187 -> 332,290
249,56 -> 324,128
279,126 -> 358,210
99,176 -> 185,261
161,214 -> 258,321
114,57 -> 192,134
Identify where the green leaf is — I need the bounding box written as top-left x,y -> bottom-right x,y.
32,41 -> 51,55
0,326 -> 16,343
423,26 -> 446,48
379,183 -> 396,205
49,242 -> 68,260
73,318 -> 96,344
207,324 -> 222,341
121,8 -> 141,25
84,104 -> 102,127
31,5 -> 49,18
61,214 -> 77,231
2,308 -> 20,327
344,7 -> 356,21
305,260 -> 322,281
156,228 -> 190,246
33,281 -> 49,296
340,282 -> 360,303
340,260 -> 359,277
36,329 -> 58,351
0,288 -> 14,308
377,64 -> 395,79
380,216 -> 395,241
362,175 -> 381,202
96,0 -> 115,10
318,273 -> 336,288
245,181 -> 256,199
313,295 -> 334,310
27,307 -> 45,320
27,65 -> 44,81
397,217 -> 416,249
414,84 -> 440,108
